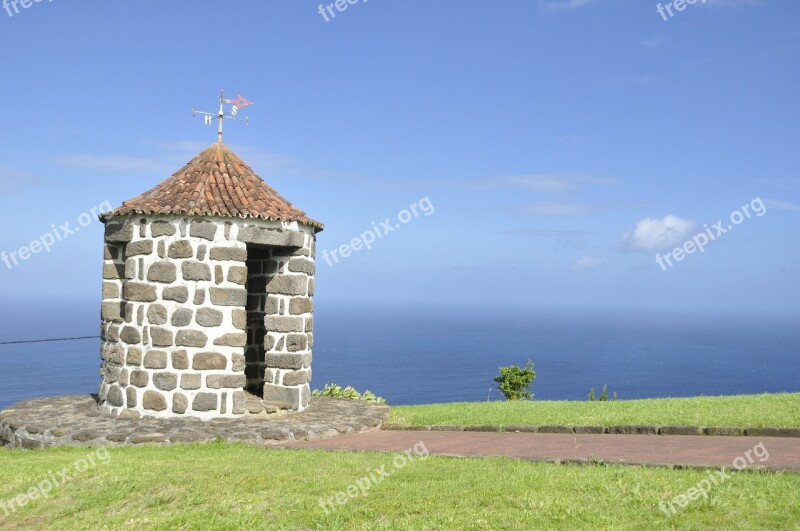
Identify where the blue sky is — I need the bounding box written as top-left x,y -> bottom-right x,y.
0,0 -> 798,318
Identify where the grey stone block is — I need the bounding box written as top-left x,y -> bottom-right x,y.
282,370 -> 310,386
182,261 -> 212,281
107,386 -> 124,407
126,240 -> 153,257
609,426 -> 658,435
210,246 -> 247,262
153,372 -> 178,391
168,240 -> 194,259
104,244 -> 119,260
171,350 -> 189,370
238,226 -> 304,247
538,426 -> 575,434
130,369 -> 150,388
193,352 -> 227,370
171,308 -> 193,327
263,384 -> 300,409
100,344 -> 123,365
150,327 -> 174,347
151,220 -> 176,237
181,373 -> 202,390
190,221 -> 218,241
265,316 -> 304,333
176,330 -> 208,348
232,309 -> 247,330
102,282 -> 120,299
193,288 -> 206,305
659,426 -> 704,436
227,266 -> 247,285
127,348 -> 142,365
213,333 -> 247,347
143,391 -> 168,412
264,353 -> 310,370
744,427 -> 800,438
163,286 -> 189,303
289,297 -> 313,315
266,275 -> 307,296
104,221 -> 133,243
172,393 -> 188,414
123,283 -> 158,302
125,259 -> 138,280
206,374 -> 247,389
232,391 -> 246,414
196,308 -> 224,327
192,393 -> 218,412
126,387 -> 137,407
210,287 -> 247,306
147,262 -> 177,283
286,334 -> 308,352
120,326 -> 141,345
103,263 -> 125,280
102,302 -> 124,322
143,350 -> 168,369
287,258 -> 315,275
146,304 -> 168,325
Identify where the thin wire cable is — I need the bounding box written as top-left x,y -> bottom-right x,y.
0,336 -> 100,346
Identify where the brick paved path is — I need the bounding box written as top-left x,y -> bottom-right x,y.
286,430 -> 800,471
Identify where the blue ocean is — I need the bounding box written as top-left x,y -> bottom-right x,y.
0,300 -> 797,411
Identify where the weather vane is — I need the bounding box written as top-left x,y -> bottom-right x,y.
192,90 -> 253,144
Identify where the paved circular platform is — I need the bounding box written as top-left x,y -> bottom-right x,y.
0,395 -> 389,449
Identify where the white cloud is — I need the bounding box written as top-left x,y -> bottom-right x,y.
468,175 -> 577,193
599,75 -> 658,87
55,141 -> 297,180
622,215 -> 695,253
703,0 -> 761,6
572,256 -> 604,270
541,0 -> 600,11
780,263 -> 800,275
520,201 -> 593,217
0,166 -> 36,193
57,155 -> 170,174
641,35 -> 665,48
764,199 -> 800,212
503,229 -> 592,237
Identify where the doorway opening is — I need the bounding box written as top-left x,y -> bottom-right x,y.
244,245 -> 271,396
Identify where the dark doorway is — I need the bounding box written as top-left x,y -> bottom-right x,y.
244,245 -> 271,396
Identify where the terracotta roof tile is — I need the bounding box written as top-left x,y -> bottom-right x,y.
102,143 -> 323,231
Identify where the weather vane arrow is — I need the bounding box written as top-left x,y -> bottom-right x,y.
192,90 -> 253,144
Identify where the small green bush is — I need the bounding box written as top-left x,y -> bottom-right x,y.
588,385 -> 619,401
494,360 -> 536,401
312,383 -> 387,404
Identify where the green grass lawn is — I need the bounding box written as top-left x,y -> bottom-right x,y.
386,393 -> 800,429
1,443 -> 799,529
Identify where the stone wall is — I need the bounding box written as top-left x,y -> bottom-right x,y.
99,215 -> 316,420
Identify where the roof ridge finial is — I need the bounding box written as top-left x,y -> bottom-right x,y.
192,90 -> 253,144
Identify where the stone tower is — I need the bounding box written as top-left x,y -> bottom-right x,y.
98,143 -> 322,419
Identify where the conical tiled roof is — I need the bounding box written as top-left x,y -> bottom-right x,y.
102,143 -> 323,231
